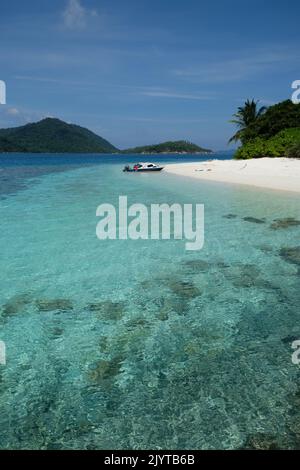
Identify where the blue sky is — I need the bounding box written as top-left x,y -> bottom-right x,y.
0,0 -> 299,150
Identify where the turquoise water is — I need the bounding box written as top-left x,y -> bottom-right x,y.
0,153 -> 300,450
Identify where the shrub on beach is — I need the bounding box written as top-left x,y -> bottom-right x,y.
235,128 -> 300,159
285,142 -> 300,159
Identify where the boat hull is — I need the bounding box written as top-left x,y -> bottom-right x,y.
123,167 -> 164,172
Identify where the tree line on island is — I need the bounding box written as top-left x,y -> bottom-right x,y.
0,118 -> 211,155
123,141 -> 211,154
1,98 -> 300,158
229,99 -> 300,159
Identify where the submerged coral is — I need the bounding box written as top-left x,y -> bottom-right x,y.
243,433 -> 281,450
36,299 -> 73,312
243,217 -> 266,224
223,263 -> 284,296
224,264 -> 260,288
270,217 -> 300,230
88,356 -> 124,384
215,261 -> 231,269
167,279 -> 202,299
125,317 -> 149,329
160,296 -> 188,317
1,293 -> 32,317
279,247 -> 300,267
281,334 -> 300,345
182,259 -> 210,272
51,326 -> 64,338
87,301 -> 125,320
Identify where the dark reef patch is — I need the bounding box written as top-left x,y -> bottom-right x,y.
99,336 -> 108,353
243,217 -> 266,224
242,433 -> 281,450
224,264 -> 260,288
140,295 -> 188,318
51,327 -> 64,338
125,317 -> 149,329
1,293 -> 32,317
87,301 -> 125,320
290,387 -> 300,409
281,334 -> 300,345
270,218 -> 300,230
160,296 -> 188,317
279,247 -> 300,267
36,299 -> 74,312
216,261 -> 231,269
223,263 -> 282,294
182,259 -> 210,272
88,356 -> 124,384
166,279 -> 202,300
157,309 -> 169,321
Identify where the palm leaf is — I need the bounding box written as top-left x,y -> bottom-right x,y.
228,99 -> 267,144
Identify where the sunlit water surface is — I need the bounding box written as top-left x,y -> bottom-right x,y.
0,153 -> 300,449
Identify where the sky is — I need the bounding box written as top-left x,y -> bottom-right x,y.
0,0 -> 300,150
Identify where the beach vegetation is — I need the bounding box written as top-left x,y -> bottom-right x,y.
235,128 -> 300,159
232,99 -> 300,159
285,141 -> 300,159
242,100 -> 300,142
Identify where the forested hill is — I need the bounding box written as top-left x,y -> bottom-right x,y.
0,118 -> 119,153
0,119 -> 213,155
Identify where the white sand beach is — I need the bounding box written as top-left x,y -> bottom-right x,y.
165,157 -> 300,193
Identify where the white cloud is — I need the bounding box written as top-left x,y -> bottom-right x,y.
6,107 -> 20,116
15,75 -> 66,84
174,49 -> 299,83
62,0 -> 98,30
139,90 -> 216,101
14,75 -> 95,88
121,117 -> 208,123
0,105 -> 50,128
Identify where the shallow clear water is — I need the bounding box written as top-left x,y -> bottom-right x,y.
0,153 -> 300,450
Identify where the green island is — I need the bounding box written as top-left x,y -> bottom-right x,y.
2,100 -> 300,159
0,119 -> 211,155
123,141 -> 212,154
0,118 -> 118,154
230,99 -> 300,159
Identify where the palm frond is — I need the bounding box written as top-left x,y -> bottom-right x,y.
228,99 -> 268,144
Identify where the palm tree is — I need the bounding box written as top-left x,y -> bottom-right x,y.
229,99 -> 267,144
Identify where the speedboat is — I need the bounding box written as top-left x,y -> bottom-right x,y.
123,162 -> 164,172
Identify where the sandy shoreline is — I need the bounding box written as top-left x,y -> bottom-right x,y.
164,157 -> 300,193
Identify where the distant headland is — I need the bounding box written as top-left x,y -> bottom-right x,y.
123,141 -> 212,155
0,118 -> 118,154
